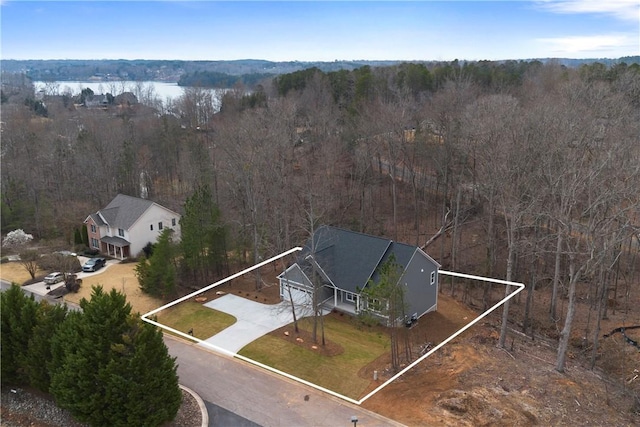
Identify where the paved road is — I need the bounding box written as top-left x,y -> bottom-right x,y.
206,401 -> 260,427
165,335 -> 404,427
1,279 -> 63,305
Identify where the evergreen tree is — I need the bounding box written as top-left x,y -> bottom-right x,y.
360,255 -> 409,371
102,319 -> 181,426
73,227 -> 83,245
0,284 -> 39,385
50,287 -> 132,424
135,229 -> 177,298
180,184 -> 228,283
81,224 -> 89,247
25,302 -> 68,392
49,286 -> 180,426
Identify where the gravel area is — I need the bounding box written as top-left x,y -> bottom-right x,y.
0,386 -> 203,427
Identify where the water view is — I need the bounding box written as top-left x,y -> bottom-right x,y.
33,80 -> 225,108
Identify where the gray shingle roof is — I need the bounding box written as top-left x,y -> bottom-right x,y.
89,213 -> 106,226
297,226 -> 421,293
100,235 -> 130,247
98,194 -> 154,230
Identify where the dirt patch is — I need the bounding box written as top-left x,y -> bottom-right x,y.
363,318 -> 639,426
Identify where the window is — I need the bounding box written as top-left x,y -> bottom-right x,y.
90,224 -> 96,233
150,224 -> 153,231
91,238 -> 99,248
430,271 -> 436,285
158,222 -> 163,230
345,293 -> 356,303
118,228 -> 124,237
171,218 -> 176,226
368,298 -> 385,312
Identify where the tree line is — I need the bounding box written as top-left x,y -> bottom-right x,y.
177,70 -> 273,88
1,59 -> 639,376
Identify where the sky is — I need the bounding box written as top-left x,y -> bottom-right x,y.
1,1 -> 638,62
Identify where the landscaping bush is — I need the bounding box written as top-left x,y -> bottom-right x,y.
38,254 -> 82,273
82,248 -> 99,256
37,253 -> 81,273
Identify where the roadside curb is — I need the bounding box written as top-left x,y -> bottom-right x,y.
179,384 -> 209,427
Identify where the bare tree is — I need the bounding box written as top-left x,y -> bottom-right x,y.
464,93 -> 540,347
19,250 -> 39,280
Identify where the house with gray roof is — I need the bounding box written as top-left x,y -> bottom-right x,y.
84,194 -> 181,259
278,226 -> 439,323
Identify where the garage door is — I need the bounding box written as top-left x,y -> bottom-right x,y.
281,283 -> 312,307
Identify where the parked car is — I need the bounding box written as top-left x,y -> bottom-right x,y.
82,257 -> 106,272
44,272 -> 65,285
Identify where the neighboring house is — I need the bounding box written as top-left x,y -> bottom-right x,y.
84,94 -> 108,109
84,194 -> 181,259
278,226 -> 439,323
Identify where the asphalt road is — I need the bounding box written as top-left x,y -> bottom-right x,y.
164,335 -> 404,427
206,401 -> 261,427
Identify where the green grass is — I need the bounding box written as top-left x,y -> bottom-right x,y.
239,316 -> 389,399
156,302 -> 236,340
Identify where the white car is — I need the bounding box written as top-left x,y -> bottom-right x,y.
44,272 -> 65,285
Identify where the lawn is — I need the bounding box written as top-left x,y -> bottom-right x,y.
155,301 -> 236,340
239,316 -> 389,399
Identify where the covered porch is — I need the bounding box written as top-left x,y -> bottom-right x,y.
100,236 -> 131,260
321,289 -> 358,316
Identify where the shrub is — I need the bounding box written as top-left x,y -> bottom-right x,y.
37,253 -> 81,273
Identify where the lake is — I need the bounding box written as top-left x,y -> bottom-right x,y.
34,80 -> 224,107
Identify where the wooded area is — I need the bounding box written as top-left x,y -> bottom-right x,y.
2,60 -> 639,386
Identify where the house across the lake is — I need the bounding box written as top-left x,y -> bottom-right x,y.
84,194 -> 181,259
278,226 -> 439,324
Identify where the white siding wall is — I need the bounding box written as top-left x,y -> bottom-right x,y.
128,205 -> 181,257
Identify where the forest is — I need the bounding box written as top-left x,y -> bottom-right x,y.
1,59 -> 639,395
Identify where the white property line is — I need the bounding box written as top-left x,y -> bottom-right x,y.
142,249 -> 525,406
142,247 -> 303,319
141,247 -> 303,357
358,269 -> 525,404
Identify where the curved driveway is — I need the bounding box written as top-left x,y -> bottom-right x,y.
201,294 -> 296,354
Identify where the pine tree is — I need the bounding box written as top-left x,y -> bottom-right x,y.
1,284 -> 39,385
49,286 -> 181,426
26,302 -> 68,392
180,184 -> 228,283
73,227 -> 83,245
50,287 -> 132,424
103,320 -> 181,426
136,229 -> 177,298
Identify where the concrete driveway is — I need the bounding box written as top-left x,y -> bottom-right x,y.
201,294 -> 296,354
21,256 -> 119,297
